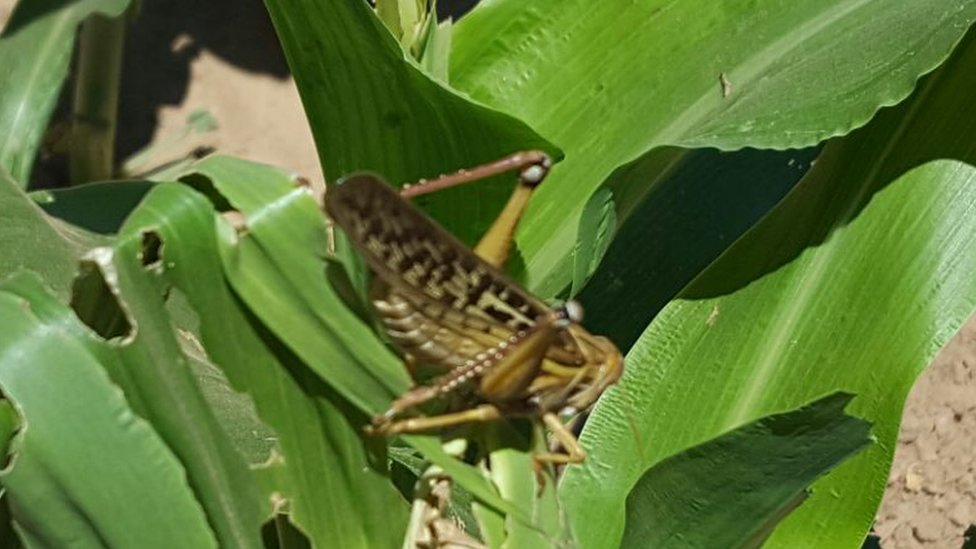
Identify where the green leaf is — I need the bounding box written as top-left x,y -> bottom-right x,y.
0,493 -> 21,549
450,0 -> 976,296
70,211 -> 268,547
454,1 -> 975,149
620,393 -> 871,549
263,0 -> 557,250
373,0 -> 403,42
31,179 -> 155,234
0,272 -> 217,548
578,146 -> 817,350
25,177 -> 275,465
483,442 -> 564,548
119,178 -> 409,548
0,168 -> 106,296
570,185 -> 616,297
121,108 -> 218,177
176,156 -> 525,539
561,29 -> 976,549
186,156 -> 408,412
418,16 -> 452,83
0,399 -> 18,462
0,0 -> 130,184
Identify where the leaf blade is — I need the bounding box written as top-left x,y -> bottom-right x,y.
0,272 -> 218,548
561,30 -> 976,548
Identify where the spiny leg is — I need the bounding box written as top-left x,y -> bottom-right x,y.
369,384 -> 442,431
368,404 -> 505,436
400,150 -> 551,200
399,150 -> 553,268
372,406 -> 586,469
532,412 -> 587,465
530,411 -> 587,495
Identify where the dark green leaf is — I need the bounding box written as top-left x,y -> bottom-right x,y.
620,393 -> 871,549
579,146 -> 817,350
32,179 -> 154,234
263,0 -> 556,251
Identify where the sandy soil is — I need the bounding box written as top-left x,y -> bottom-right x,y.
874,316 -> 976,548
2,1 -> 974,547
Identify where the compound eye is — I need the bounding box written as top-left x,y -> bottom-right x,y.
563,300 -> 584,323
521,164 -> 547,184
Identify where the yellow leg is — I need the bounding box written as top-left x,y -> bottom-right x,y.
473,183 -> 535,268
367,404 -> 505,436
399,150 -> 552,268
371,407 -> 586,468
532,412 -> 587,465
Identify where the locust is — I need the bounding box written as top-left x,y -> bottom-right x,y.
325,151 -> 622,463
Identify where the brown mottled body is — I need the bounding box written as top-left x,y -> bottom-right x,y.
325,151 -> 622,463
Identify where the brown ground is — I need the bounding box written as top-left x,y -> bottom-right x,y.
875,316 -> 976,548
2,1 -> 974,547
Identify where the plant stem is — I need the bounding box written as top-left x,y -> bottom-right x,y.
70,13 -> 126,184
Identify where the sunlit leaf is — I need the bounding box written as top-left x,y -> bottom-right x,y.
562,30 -> 976,548
0,273 -> 217,548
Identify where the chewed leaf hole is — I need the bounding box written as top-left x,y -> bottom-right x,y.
140,230 -> 163,268
0,397 -> 21,471
70,256 -> 134,341
261,512 -> 311,549
179,173 -> 249,234
180,173 -> 233,212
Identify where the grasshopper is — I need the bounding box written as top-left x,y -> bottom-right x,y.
325,151 -> 622,463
